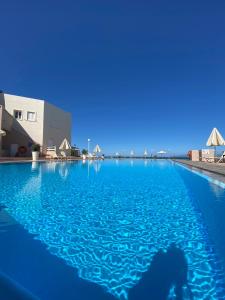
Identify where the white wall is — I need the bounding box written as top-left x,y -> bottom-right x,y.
0,93 -> 72,155
2,94 -> 45,145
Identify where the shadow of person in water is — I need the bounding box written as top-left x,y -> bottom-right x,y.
129,243 -> 193,300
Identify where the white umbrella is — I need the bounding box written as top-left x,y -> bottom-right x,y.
157,150 -> 167,158
93,144 -> 101,153
0,130 -> 6,136
206,128 -> 224,147
157,150 -> 167,154
59,138 -> 71,150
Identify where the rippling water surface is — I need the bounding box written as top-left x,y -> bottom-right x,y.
0,160 -> 225,299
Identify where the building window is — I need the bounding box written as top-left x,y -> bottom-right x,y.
27,111 -> 36,122
14,110 -> 23,120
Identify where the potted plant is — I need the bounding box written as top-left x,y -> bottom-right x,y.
81,149 -> 88,160
31,144 -> 40,161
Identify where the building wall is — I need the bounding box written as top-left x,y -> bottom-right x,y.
0,105 -> 3,156
0,93 -> 4,107
1,94 -> 45,146
0,93 -> 72,156
0,105 -> 3,130
42,101 -> 71,153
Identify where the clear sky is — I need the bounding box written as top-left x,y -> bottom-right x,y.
1,0 -> 225,155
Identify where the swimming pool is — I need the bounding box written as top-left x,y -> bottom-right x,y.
0,160 -> 225,299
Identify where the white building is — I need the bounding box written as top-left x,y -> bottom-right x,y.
0,92 -> 71,157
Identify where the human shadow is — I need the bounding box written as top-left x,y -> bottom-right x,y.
129,243 -> 193,300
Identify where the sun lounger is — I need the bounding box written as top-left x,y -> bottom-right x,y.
217,151 -> 225,163
201,149 -> 215,162
51,152 -> 64,160
46,146 -> 65,160
204,157 -> 215,163
203,151 -> 225,163
60,151 -> 71,160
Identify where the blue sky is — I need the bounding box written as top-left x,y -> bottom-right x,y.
1,0 -> 225,155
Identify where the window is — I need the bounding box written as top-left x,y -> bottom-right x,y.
14,110 -> 23,120
27,111 -> 36,122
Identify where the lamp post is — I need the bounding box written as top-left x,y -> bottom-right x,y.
87,138 -> 91,155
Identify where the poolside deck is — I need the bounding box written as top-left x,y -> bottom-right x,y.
174,159 -> 225,177
0,157 -> 82,163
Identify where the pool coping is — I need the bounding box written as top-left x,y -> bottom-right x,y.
173,159 -> 225,185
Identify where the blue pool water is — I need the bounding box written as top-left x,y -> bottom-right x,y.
1,160 -> 225,299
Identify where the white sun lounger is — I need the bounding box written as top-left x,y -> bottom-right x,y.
203,151 -> 225,163
217,151 -> 225,163
46,146 -> 65,160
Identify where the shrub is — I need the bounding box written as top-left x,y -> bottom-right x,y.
82,149 -> 88,155
31,144 -> 40,152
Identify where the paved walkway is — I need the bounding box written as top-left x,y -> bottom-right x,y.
0,157 -> 36,163
0,157 -> 82,164
174,159 -> 225,177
